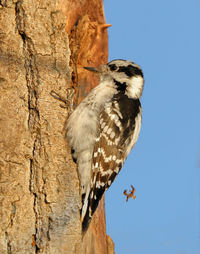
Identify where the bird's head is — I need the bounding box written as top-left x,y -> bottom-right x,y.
84,59 -> 144,99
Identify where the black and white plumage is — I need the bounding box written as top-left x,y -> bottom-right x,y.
66,59 -> 144,232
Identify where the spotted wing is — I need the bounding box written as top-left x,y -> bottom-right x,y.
82,94 -> 141,231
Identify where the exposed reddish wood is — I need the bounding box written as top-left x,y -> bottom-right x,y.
59,0 -> 111,104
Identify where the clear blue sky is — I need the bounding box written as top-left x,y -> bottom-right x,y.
104,1 -> 200,254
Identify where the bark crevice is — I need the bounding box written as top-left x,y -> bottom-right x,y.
15,2 -> 44,252
5,232 -> 11,254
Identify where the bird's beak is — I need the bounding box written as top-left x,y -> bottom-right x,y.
84,66 -> 101,73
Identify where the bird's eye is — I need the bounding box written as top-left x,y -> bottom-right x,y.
109,64 -> 117,71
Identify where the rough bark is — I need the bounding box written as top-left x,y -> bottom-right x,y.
0,0 -> 115,253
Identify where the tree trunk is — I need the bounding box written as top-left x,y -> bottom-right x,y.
0,0 -> 114,253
